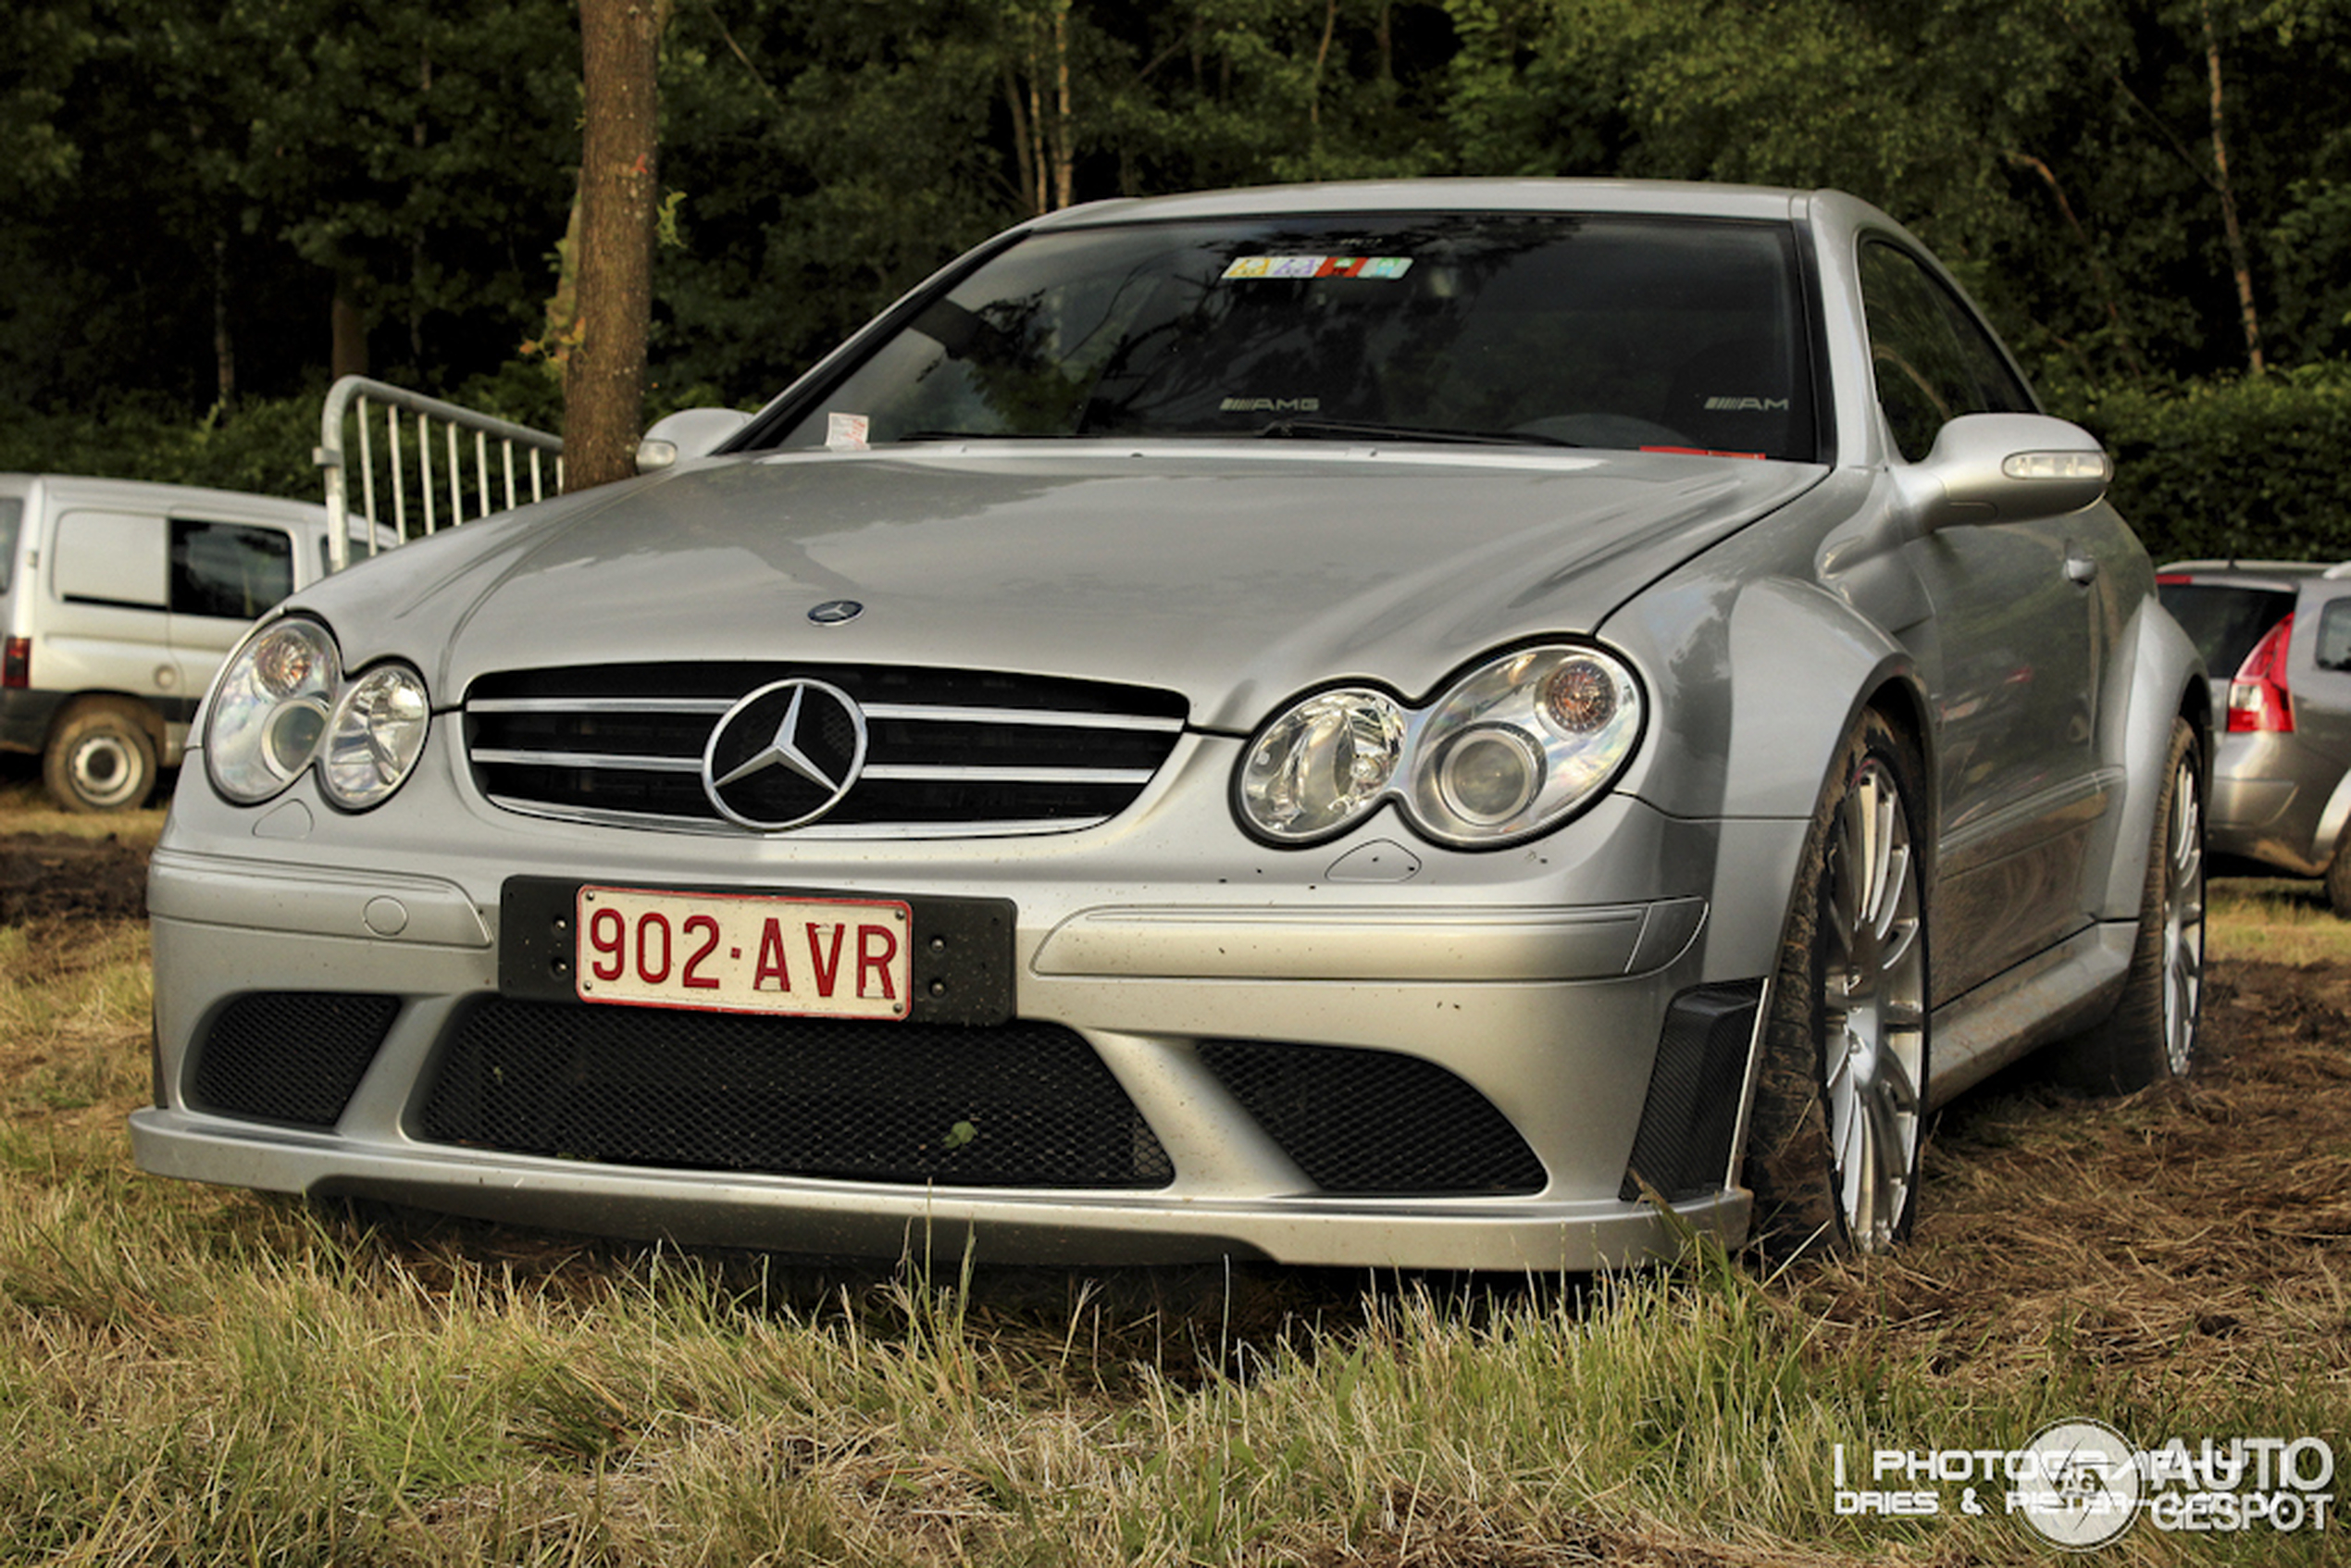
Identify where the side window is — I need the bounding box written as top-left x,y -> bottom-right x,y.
0,499 -> 20,594
1859,242 -> 2034,461
170,518 -> 294,620
2318,597 -> 2351,673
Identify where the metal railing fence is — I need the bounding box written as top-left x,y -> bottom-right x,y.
316,376 -> 565,573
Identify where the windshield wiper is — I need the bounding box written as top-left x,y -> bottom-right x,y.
893,429 -> 1058,442
1255,418 -> 1578,448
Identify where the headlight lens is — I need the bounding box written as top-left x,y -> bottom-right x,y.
1235,644 -> 1644,850
1407,647 -> 1643,846
319,663 -> 430,809
1237,688 -> 1407,842
204,618 -> 432,810
205,618 -> 342,803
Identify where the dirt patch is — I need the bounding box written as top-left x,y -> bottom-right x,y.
0,832 -> 149,924
1793,957 -> 2351,1394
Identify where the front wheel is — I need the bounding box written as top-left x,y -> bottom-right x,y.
2050,717 -> 2205,1091
1744,711 -> 1931,1259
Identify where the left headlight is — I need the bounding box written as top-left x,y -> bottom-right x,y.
1235,643 -> 1644,850
205,616 -> 430,810
1404,646 -> 1643,847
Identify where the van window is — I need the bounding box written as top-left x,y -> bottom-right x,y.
170,518 -> 294,619
0,499 -> 20,593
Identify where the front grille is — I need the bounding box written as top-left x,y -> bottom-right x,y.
188,992 -> 400,1127
1199,1039 -> 1546,1195
466,663 -> 1188,835
420,1000 -> 1174,1189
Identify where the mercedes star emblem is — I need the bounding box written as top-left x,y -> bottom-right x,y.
807,599 -> 865,625
701,678 -> 868,830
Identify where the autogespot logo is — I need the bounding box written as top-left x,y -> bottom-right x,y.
702,678 -> 868,830
1833,1419 -> 2336,1549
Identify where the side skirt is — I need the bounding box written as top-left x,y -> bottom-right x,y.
1925,922 -> 2135,1108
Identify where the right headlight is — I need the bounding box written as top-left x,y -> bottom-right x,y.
205,617 -> 342,804
1235,643 -> 1644,849
204,616 -> 433,810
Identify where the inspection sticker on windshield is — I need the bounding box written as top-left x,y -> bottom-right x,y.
1222,255 -> 1412,280
826,412 -> 870,451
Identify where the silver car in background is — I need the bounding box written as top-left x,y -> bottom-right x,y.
134,181 -> 2208,1269
2158,560 -> 2351,911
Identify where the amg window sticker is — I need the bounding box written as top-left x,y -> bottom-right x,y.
1221,255 -> 1414,280
1704,396 -> 1791,411
1220,396 -> 1323,414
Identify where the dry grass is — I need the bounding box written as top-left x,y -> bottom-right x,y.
0,810 -> 2344,1562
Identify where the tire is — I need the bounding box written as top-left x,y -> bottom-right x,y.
2326,832 -> 2351,919
2049,717 -> 2205,1092
1743,710 -> 1930,1259
43,700 -> 160,813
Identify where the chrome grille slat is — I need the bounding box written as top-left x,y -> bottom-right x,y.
469,696 -> 737,716
466,663 -> 1187,836
472,748 -> 705,773
862,764 -> 1156,784
861,703 -> 1186,732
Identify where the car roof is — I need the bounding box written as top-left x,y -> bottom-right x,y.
1028,178 -> 1810,230
2157,559 -> 2344,591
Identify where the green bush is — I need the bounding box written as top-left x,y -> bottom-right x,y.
0,394 -> 322,501
2061,367 -> 2351,566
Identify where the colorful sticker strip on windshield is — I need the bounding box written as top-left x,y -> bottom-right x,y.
1221,256 -> 1413,280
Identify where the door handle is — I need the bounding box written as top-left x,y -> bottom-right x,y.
2064,548 -> 2097,587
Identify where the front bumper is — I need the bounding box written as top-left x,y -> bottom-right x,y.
135,732 -> 1806,1270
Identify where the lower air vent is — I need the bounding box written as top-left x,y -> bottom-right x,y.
1199,1039 -> 1546,1195
421,1000 -> 1174,1189
188,992 -> 400,1128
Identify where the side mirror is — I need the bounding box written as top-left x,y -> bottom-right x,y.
636,407 -> 753,473
1902,412 -> 2111,529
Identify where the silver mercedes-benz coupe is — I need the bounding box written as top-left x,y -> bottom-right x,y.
134,180 -> 2210,1269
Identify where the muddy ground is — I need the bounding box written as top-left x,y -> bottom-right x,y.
0,831 -> 149,924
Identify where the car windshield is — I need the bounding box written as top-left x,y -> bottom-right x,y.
760,213 -> 1817,461
2158,581 -> 2296,678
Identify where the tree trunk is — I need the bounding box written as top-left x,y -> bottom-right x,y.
2203,0 -> 2264,374
211,236 -> 237,409
330,282 -> 368,381
565,0 -> 665,490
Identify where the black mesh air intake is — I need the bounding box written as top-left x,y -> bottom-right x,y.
420,1000 -> 1173,1189
1197,1039 -> 1545,1195
187,992 -> 400,1128
1620,980 -> 1762,1203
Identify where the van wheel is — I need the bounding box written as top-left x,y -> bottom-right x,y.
44,701 -> 159,813
2326,835 -> 2351,919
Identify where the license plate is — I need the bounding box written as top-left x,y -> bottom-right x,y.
575,886 -> 913,1020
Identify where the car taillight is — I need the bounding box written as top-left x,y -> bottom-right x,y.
2227,614 -> 2295,733
1,636 -> 27,690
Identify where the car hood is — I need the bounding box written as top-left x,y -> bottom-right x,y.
305,445 -> 1824,730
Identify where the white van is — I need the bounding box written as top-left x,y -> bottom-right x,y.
0,474 -> 349,811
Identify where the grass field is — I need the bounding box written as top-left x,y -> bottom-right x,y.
0,783 -> 2344,1564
